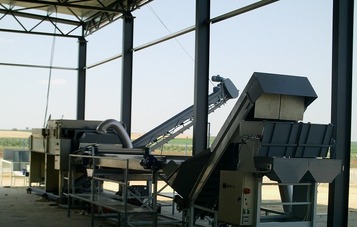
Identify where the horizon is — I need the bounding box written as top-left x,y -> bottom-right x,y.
1,129 -> 356,143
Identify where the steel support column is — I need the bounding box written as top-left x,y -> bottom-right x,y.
121,12 -> 134,135
77,36 -> 87,120
193,0 -> 210,155
328,0 -> 354,226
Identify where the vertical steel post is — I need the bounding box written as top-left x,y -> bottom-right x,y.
328,0 -> 354,226
193,0 -> 210,155
77,36 -> 87,120
121,12 -> 134,135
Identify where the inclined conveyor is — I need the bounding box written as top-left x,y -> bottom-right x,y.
132,75 -> 238,151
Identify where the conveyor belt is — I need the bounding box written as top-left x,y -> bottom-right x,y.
132,76 -> 238,151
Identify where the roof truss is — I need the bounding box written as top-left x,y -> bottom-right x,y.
0,0 -> 151,37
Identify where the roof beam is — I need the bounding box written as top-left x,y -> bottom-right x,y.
0,8 -> 81,25
0,28 -> 81,37
11,0 -> 125,13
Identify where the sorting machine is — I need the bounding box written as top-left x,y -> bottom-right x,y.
28,75 -> 237,202
164,72 -> 342,226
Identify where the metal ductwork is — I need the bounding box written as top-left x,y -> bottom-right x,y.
97,119 -> 133,148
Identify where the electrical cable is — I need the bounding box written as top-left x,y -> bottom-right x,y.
43,8 -> 58,127
146,4 -> 215,87
146,4 -> 194,62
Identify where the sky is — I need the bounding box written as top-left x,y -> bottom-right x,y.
0,0 -> 356,141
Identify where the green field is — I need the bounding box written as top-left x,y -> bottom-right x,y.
352,142 -> 357,157
0,138 -> 29,152
351,142 -> 357,168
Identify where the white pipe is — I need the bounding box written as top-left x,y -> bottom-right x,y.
96,119 -> 133,148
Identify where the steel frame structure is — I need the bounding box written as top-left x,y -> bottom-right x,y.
0,0 -> 353,225
328,1 -> 354,226
0,0 -> 151,37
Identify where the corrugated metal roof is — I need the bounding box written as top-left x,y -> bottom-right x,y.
0,0 -> 151,36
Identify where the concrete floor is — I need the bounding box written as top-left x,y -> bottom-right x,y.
0,186 -> 110,227
0,174 -> 183,227
0,187 -> 183,227
1,173 -> 357,226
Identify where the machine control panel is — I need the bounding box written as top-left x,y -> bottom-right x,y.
219,171 -> 255,225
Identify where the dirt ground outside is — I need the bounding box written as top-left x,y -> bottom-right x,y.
0,130 -> 31,138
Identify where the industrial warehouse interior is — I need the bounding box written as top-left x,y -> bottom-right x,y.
0,0 -> 356,227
